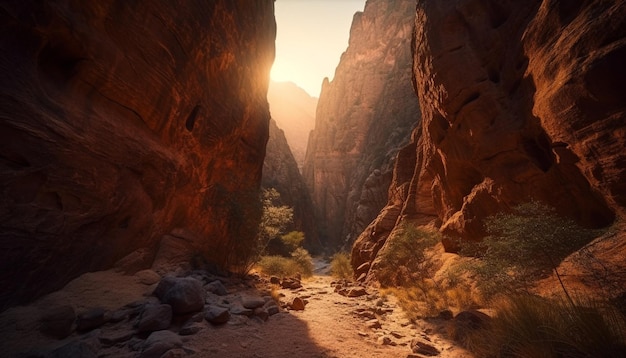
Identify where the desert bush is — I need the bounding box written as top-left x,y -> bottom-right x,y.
330,252 -> 353,280
377,224 -> 440,287
257,248 -> 313,278
266,231 -> 305,257
257,256 -> 301,277
463,294 -> 626,357
461,201 -> 601,299
290,247 -> 313,277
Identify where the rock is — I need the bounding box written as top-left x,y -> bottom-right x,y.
179,322 -> 203,335
109,309 -> 130,323
302,0 -> 421,248
347,287 -> 368,297
411,337 -> 440,356
205,280 -> 228,296
281,277 -> 302,289
135,270 -> 161,285
454,310 -> 491,331
99,329 -> 135,345
137,304 -> 172,333
114,248 -> 153,275
437,310 -> 454,321
39,305 -> 75,339
242,296 -> 266,309
353,0 -> 623,280
289,297 -> 306,311
76,307 -> 108,332
140,330 -> 182,358
160,348 -> 187,358
154,276 -> 205,314
365,319 -> 381,330
46,340 -> 98,358
253,307 -> 269,321
204,306 -> 230,325
230,304 -> 254,317
0,0 -> 276,310
377,336 -> 392,345
269,276 -> 281,285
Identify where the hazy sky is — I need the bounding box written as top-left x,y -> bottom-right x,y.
271,0 -> 367,98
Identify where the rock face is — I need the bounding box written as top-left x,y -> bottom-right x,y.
353,0 -> 625,280
267,81 -> 317,169
0,0 -> 275,309
262,119 -> 320,250
303,0 -> 421,248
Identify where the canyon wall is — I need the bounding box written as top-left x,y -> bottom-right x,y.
0,0 -> 275,309
262,119 -> 320,251
303,0 -> 421,249
267,81 -> 317,169
353,0 -> 625,280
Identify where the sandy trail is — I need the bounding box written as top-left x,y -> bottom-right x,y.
0,259 -> 473,357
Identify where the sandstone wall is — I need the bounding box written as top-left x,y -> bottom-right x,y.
353,0 -> 625,280
303,0 -> 421,249
262,119 -> 320,251
0,0 -> 275,308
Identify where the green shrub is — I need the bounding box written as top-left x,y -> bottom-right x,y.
464,294 -> 626,357
377,224 -> 440,287
330,252 -> 353,280
257,256 -> 300,277
281,231 -> 305,252
461,201 -> 601,299
290,247 -> 313,277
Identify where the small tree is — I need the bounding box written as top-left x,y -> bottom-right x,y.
463,201 -> 601,300
258,188 -> 293,254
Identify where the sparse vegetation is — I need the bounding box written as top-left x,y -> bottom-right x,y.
290,247 -> 313,277
461,294 -> 626,357
377,223 -> 439,287
330,252 -> 353,279
461,201 -> 601,300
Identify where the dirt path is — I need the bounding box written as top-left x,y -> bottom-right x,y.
0,259 -> 473,357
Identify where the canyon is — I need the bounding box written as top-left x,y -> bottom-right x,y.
303,0 -> 421,249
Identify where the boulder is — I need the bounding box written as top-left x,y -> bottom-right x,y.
204,306 -> 230,325
76,307 -> 108,332
205,280 -> 228,296
137,304 -> 172,333
140,330 -> 183,358
39,304 -> 75,339
154,276 -> 205,314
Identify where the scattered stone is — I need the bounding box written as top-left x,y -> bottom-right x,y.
140,330 -> 183,358
204,306 -> 230,324
358,331 -> 369,337
46,339 -> 98,358
160,348 -> 187,358
99,329 -> 135,345
205,280 -> 228,296
154,276 -> 205,314
454,310 -> 491,330
357,310 -> 376,319
76,307 -> 108,332
137,304 -> 172,332
289,297 -> 306,311
347,287 -> 368,297
266,304 -> 280,316
377,336 -> 392,345
242,296 -> 266,309
411,337 -> 440,356
179,322 -> 203,335
269,276 -> 281,284
230,304 -> 254,317
135,269 -> 161,285
281,277 -> 302,289
109,309 -> 130,323
366,319 -> 381,330
390,331 -> 405,339
39,304 -> 76,339
253,307 -> 269,321
114,248 -> 152,275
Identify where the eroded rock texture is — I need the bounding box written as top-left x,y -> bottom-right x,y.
303,0 -> 421,248
0,0 -> 275,309
353,0 -> 625,280
262,119 -> 320,250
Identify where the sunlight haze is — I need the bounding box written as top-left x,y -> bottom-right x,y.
271,0 -> 366,97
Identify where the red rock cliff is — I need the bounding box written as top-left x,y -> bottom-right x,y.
303,0 -> 421,248
353,0 -> 625,280
0,0 -> 275,308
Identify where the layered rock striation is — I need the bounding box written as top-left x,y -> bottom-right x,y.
0,0 -> 275,309
303,0 -> 421,249
262,119 -> 320,250
353,0 -> 625,280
